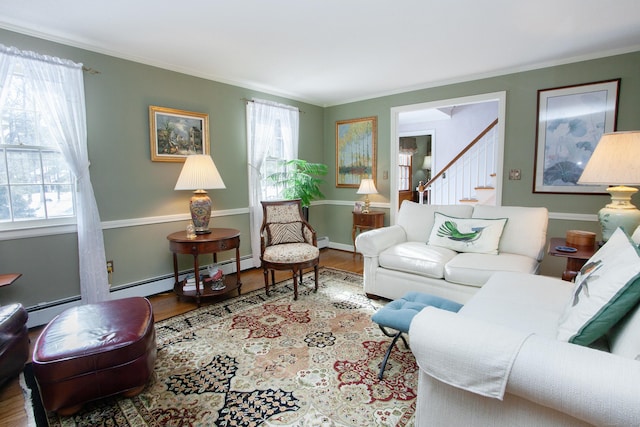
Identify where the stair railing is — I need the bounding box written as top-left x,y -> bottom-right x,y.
424,118 -> 498,205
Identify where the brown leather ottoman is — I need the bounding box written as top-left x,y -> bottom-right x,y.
32,297 -> 156,415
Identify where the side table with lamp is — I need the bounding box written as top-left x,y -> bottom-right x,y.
171,154 -> 242,305
354,178 -> 384,253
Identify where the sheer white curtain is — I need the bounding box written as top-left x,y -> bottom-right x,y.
246,99 -> 299,266
0,44 -> 109,303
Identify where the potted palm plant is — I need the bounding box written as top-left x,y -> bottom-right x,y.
266,159 -> 328,221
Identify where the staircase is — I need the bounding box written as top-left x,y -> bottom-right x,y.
425,119 -> 498,206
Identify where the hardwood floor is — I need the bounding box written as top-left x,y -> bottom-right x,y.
0,249 -> 363,426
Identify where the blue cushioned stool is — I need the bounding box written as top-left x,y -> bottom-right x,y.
371,292 -> 463,379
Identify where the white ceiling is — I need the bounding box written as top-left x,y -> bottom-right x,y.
1,1 -> 640,107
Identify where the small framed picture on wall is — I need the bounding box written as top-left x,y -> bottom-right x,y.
149,105 -> 210,162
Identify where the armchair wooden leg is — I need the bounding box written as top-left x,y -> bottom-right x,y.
313,265 -> 319,293
263,268 -> 270,296
292,269 -> 299,301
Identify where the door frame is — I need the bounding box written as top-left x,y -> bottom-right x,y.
389,91 -> 507,225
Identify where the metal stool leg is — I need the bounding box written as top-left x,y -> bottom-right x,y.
377,326 -> 409,380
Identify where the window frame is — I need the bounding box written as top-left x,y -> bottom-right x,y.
0,61 -> 77,235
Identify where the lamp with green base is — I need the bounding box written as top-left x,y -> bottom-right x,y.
578,131 -> 640,242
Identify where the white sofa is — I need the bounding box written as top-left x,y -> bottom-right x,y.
355,201 -> 548,303
409,271 -> 640,426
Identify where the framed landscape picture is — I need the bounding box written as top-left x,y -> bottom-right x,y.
149,106 -> 210,162
335,116 -> 377,188
533,79 -> 620,194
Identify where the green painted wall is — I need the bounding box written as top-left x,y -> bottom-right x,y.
1,26 -> 639,309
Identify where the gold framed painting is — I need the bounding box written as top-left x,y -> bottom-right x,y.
149,106 -> 210,162
335,116 -> 377,188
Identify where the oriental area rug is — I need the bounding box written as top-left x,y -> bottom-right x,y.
23,268 -> 417,426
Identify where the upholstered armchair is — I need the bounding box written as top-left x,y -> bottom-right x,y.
260,199 -> 319,300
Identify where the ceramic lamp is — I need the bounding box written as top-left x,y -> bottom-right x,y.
175,155 -> 226,234
578,131 -> 640,241
357,178 -> 378,213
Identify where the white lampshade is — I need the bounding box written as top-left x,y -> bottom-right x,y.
357,178 -> 377,213
175,155 -> 226,234
175,154 -> 226,190
356,178 -> 378,195
422,155 -> 432,170
578,131 -> 640,241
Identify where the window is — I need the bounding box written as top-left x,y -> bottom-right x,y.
246,99 -> 299,265
398,153 -> 412,191
0,64 -> 75,226
260,120 -> 288,200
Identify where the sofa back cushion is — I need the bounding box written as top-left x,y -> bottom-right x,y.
397,201 -> 473,243
472,205 -> 548,260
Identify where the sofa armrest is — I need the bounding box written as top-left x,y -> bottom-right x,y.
409,307 -> 531,399
409,308 -> 640,426
355,224 -> 406,256
508,334 -> 640,426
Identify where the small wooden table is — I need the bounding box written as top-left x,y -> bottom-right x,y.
0,273 -> 22,288
548,237 -> 598,282
352,211 -> 385,253
167,228 -> 242,305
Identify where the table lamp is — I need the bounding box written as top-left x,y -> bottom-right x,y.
577,131 -> 640,242
357,178 -> 378,213
422,155 -> 432,181
175,154 -> 226,234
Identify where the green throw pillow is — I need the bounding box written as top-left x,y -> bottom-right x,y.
427,212 -> 507,254
557,228 -> 640,346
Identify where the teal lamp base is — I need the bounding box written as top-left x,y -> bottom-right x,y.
598,186 -> 640,242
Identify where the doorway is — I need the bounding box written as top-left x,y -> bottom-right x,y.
389,91 -> 507,224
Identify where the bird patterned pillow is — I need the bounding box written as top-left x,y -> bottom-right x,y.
427,212 -> 508,254
557,227 -> 640,346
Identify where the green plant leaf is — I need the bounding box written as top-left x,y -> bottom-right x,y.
266,159 -> 328,207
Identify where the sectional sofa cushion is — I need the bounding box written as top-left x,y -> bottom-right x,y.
379,242 -> 458,279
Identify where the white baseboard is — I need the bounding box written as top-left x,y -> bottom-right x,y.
26,256 -> 256,328
318,236 -> 330,249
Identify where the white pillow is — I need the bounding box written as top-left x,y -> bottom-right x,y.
427,212 -> 507,254
267,222 -> 305,245
557,228 -> 640,346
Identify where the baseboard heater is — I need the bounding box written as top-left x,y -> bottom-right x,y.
25,255 -> 256,328
317,236 -> 329,249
